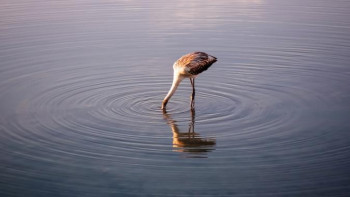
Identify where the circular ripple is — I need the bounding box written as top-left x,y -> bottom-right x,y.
3,59 -> 341,166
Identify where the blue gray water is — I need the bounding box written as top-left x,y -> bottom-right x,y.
1,0 -> 350,196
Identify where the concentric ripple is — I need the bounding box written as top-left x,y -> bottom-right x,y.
1,53 -> 347,163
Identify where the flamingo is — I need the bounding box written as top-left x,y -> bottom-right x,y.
161,51 -> 217,110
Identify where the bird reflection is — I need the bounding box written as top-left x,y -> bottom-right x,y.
162,109 -> 216,158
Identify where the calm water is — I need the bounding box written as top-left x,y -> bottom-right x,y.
1,0 -> 350,196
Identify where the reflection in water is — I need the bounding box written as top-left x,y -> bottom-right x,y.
163,109 -> 216,158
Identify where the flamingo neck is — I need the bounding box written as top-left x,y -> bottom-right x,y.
162,74 -> 183,108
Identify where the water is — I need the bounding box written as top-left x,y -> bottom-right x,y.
1,0 -> 350,196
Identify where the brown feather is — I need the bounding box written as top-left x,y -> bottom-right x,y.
176,52 -> 217,75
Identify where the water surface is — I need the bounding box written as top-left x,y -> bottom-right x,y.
1,0 -> 350,196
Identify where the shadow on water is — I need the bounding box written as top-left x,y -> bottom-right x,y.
162,109 -> 216,158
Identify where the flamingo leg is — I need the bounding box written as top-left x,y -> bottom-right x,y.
190,78 -> 195,109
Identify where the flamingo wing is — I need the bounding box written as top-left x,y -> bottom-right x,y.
177,52 -> 217,75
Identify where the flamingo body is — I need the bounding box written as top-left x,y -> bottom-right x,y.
162,52 -> 217,109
